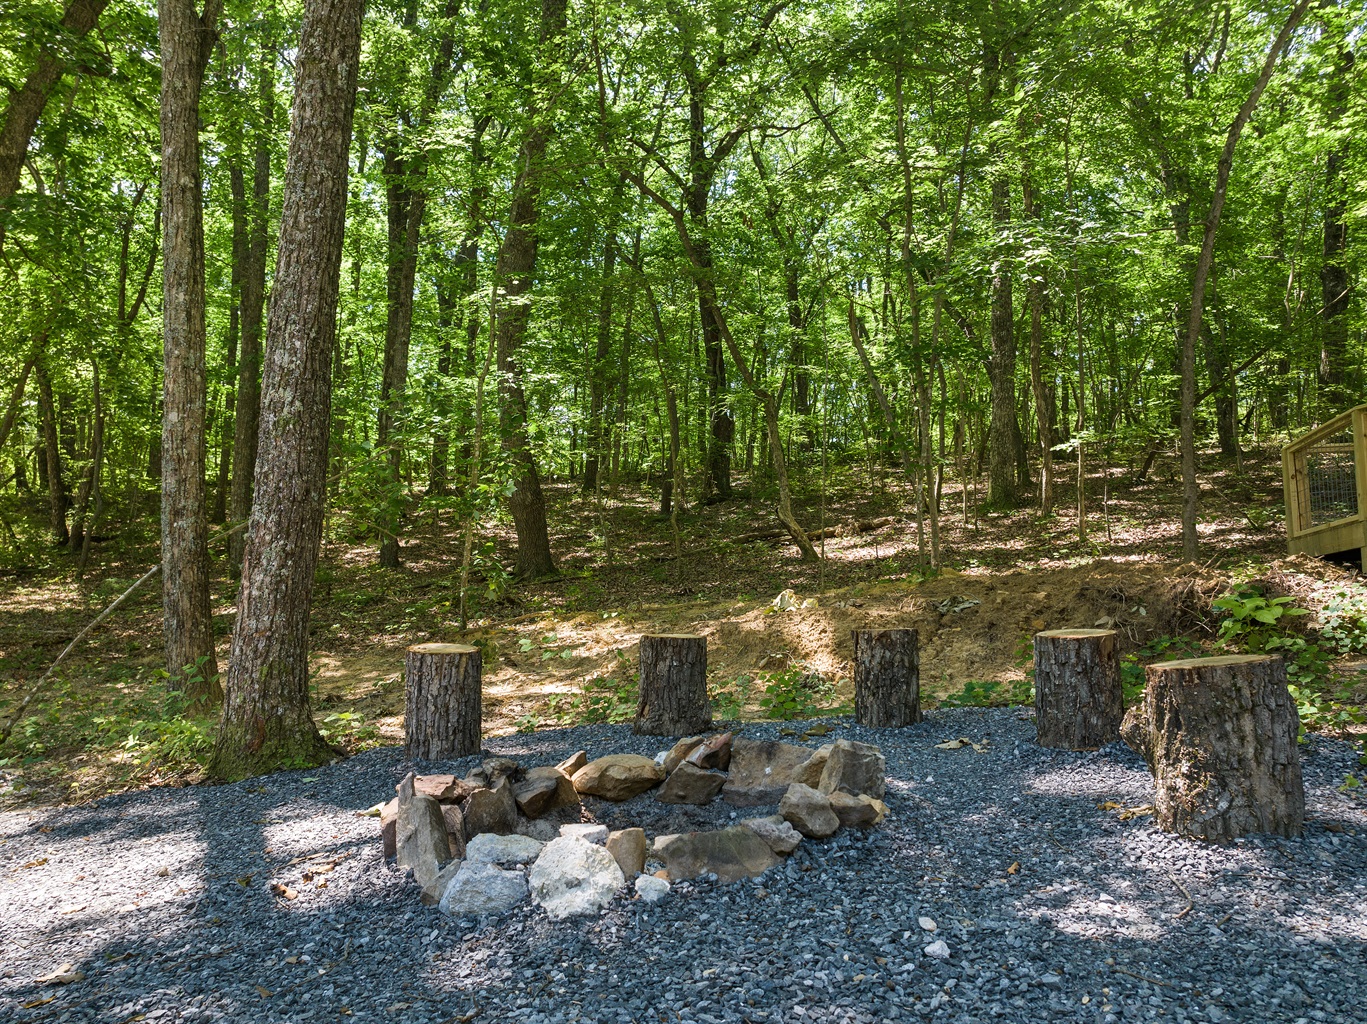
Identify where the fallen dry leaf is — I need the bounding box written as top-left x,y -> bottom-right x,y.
934,737 -> 990,752
23,996 -> 56,1009
1007,861 -> 1020,875
270,883 -> 298,900
1098,801 -> 1155,821
22,857 -> 49,869
254,985 -> 273,998
35,962 -> 84,985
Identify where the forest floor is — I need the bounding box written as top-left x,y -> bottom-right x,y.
1,443 -> 1365,807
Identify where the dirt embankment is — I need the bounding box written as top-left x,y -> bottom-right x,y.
320,558 -> 1272,741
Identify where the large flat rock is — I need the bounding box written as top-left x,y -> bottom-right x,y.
722,738 -> 824,806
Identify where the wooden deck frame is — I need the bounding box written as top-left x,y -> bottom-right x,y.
1283,404 -> 1367,571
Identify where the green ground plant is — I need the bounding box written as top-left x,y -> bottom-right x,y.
755,667 -> 846,720
1211,586 -> 1367,734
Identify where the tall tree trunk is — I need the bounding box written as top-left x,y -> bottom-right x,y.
158,0 -> 222,699
35,361 -> 68,546
429,281 -> 456,496
215,131 -> 246,524
0,343 -> 38,455
1319,40 -> 1353,415
75,351 -> 104,572
849,304 -> 914,479
1180,0 -> 1311,560
1022,162 -> 1053,513
377,145 -> 425,568
228,48 -> 274,575
987,167 -> 1017,509
787,258 -> 810,424
583,210 -> 620,493
494,0 -> 566,579
983,24 -> 1018,510
209,0 -> 362,780
0,0 -> 110,211
608,230 -> 640,498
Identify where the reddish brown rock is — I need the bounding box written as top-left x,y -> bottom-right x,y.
440,802 -> 467,859
515,767 -> 580,818
684,731 -> 733,771
380,798 -> 399,858
662,736 -> 705,775
462,776 -> 518,838
557,750 -> 588,776
414,774 -> 473,802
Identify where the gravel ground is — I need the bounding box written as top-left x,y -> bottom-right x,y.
2,707 -> 1365,1024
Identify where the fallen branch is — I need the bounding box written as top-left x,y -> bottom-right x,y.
0,518 -> 250,745
1168,873 -> 1194,919
732,516 -> 898,547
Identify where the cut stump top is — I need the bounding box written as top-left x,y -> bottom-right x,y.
643,633 -> 704,641
1153,654 -> 1277,671
407,643 -> 480,655
1035,628 -> 1116,638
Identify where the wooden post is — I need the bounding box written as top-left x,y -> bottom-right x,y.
405,643 -> 482,760
1121,654 -> 1304,842
635,633 -> 710,736
852,629 -> 920,727
1353,407 -> 1367,572
1033,628 -> 1123,750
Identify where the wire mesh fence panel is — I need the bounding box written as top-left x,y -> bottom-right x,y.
1305,432 -> 1357,527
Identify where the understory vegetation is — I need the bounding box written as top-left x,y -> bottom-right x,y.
1,0 -> 1365,796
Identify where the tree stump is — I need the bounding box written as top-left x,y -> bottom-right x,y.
1121,654 -> 1304,842
405,643 -> 482,760
852,629 -> 920,727
635,634 -> 711,736
1033,628 -> 1124,750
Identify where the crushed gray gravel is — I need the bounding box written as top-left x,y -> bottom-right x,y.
2,707 -> 1365,1024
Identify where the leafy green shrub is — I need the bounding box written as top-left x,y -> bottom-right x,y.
1319,587 -> 1367,657
937,677 -> 1033,708
1211,589 -> 1308,649
1209,585 -> 1366,734
755,668 -> 843,720
317,710 -> 379,750
1119,634 -> 1204,703
709,674 -> 753,721
543,676 -> 637,726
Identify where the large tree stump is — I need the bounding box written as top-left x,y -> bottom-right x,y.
1033,628 -> 1124,749
852,629 -> 920,727
1121,654 -> 1304,842
405,643 -> 482,760
635,634 -> 711,736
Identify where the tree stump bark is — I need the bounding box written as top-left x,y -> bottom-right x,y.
1121,654 -> 1304,842
405,643 -> 482,760
1033,628 -> 1124,750
635,634 -> 711,736
852,629 -> 920,727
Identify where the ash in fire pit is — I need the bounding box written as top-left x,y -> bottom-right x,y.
379,732 -> 888,922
